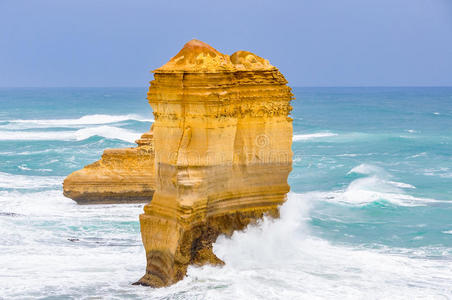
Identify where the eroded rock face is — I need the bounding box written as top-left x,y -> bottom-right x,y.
63,130 -> 156,204
136,40 -> 294,287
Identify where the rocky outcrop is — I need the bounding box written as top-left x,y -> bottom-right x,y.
136,40 -> 294,287
63,130 -> 156,204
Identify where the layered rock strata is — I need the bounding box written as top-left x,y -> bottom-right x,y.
63,130 -> 156,204
136,40 -> 294,287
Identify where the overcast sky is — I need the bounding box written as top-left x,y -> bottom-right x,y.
1,0 -> 451,87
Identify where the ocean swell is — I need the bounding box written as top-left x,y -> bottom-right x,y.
0,114 -> 154,129
0,126 -> 141,143
324,164 -> 448,207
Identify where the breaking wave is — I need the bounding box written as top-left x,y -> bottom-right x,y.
1,188 -> 451,299
147,193 -> 452,299
293,132 -> 338,141
324,164 -> 449,207
0,126 -> 141,143
0,114 -> 153,129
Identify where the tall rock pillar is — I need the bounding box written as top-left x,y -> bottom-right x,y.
137,40 -> 293,287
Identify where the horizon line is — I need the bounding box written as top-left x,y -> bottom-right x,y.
1,85 -> 452,89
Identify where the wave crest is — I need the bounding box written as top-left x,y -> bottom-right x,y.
0,114 -> 153,129
0,126 -> 141,143
327,164 -> 447,207
293,132 -> 338,141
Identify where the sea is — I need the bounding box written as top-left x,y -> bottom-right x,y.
0,87 -> 451,299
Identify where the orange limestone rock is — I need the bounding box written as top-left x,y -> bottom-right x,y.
63,129 -> 156,204
136,40 -> 294,287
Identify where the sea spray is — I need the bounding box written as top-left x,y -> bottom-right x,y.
175,194 -> 452,299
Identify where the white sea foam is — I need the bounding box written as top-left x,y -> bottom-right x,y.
0,190 -> 147,298
0,172 -> 63,189
409,152 -> 427,158
149,194 -> 452,299
423,167 -> 452,178
0,149 -> 61,156
293,132 -> 338,141
328,164 -> 449,207
1,191 -> 451,299
0,126 -> 141,143
387,181 -> 416,189
347,163 -> 386,176
330,176 -> 435,207
0,114 -> 153,129
74,126 -> 141,143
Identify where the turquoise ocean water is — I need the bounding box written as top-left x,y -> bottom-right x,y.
0,87 -> 451,299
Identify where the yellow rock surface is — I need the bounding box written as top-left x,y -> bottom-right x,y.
63,130 -> 156,204
136,40 -> 294,287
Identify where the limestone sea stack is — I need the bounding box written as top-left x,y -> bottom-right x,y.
136,40 -> 294,287
63,130 -> 156,204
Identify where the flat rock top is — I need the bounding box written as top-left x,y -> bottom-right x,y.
154,39 -> 276,73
